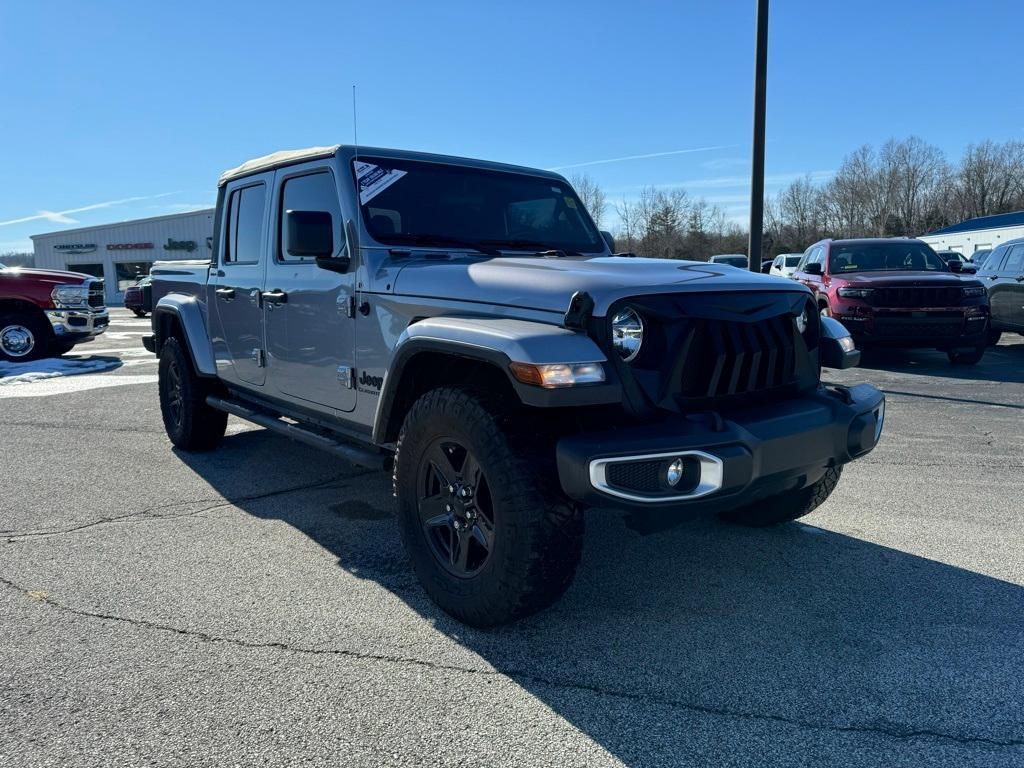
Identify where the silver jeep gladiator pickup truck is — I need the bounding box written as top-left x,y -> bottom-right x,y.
144,144 -> 884,626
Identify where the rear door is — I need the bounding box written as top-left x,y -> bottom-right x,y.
210,174 -> 271,387
263,164 -> 357,413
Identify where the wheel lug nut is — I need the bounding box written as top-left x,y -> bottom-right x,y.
445,504 -> 452,512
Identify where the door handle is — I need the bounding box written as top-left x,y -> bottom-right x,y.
261,289 -> 288,305
215,287 -> 235,300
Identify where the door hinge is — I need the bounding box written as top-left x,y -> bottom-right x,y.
337,364 -> 354,388
338,294 -> 356,318
252,348 -> 265,368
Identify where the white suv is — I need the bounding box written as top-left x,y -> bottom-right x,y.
770,253 -> 803,278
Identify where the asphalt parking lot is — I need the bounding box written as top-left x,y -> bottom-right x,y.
1,308 -> 1022,767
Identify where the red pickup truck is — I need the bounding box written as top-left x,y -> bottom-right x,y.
0,262 -> 108,361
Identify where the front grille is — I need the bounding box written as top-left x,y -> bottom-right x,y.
87,280 -> 105,307
868,286 -> 961,308
606,461 -> 662,493
678,314 -> 798,400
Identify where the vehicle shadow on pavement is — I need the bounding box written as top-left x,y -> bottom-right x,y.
855,339 -> 1024,384
177,431 -> 1024,765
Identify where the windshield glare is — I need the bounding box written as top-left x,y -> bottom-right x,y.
355,158 -> 603,253
828,243 -> 948,273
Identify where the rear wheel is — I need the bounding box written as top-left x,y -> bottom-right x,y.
947,346 -> 985,365
0,312 -> 50,362
720,467 -> 842,527
158,336 -> 227,450
393,387 -> 582,627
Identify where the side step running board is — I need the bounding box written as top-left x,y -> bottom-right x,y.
205,396 -> 388,471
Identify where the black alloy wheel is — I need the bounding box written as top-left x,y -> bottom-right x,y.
417,438 -> 495,578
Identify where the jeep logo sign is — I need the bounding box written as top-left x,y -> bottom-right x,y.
163,238 -> 197,252
358,370 -> 383,391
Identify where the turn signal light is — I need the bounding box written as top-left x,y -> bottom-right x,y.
509,362 -> 605,388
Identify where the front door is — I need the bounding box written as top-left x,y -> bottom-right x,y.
990,243 -> 1024,330
210,174 -> 271,386
264,165 -> 357,413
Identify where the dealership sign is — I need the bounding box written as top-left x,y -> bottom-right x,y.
54,243 -> 97,254
107,242 -> 154,251
163,237 -> 197,252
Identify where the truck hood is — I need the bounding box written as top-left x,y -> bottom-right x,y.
835,271 -> 977,287
0,266 -> 94,285
392,255 -> 808,316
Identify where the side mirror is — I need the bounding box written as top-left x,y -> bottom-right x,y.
961,263 -> 977,274
819,316 -> 861,369
948,260 -> 963,273
287,210 -> 350,273
804,262 -> 823,276
600,231 -> 616,253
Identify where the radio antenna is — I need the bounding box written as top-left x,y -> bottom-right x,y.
352,84 -> 359,159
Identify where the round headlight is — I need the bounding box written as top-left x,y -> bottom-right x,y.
795,306 -> 809,335
611,307 -> 644,362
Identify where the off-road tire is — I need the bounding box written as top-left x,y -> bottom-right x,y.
986,329 -> 1002,347
0,311 -> 51,362
719,466 -> 842,527
158,337 -> 227,451
393,387 -> 583,627
947,346 -> 985,365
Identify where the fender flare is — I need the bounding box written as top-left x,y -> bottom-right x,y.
372,316 -> 620,444
153,294 -> 217,376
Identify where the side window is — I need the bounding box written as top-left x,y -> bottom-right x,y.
224,183 -> 266,264
1000,244 -> 1024,275
279,171 -> 343,262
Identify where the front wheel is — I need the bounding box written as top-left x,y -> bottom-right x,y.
158,337 -> 227,451
719,466 -> 842,527
0,312 -> 50,362
393,387 -> 582,627
947,346 -> 985,366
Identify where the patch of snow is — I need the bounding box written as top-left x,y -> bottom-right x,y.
0,357 -> 122,385
0,373 -> 157,398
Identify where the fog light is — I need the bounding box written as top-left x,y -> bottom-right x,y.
666,458 -> 685,487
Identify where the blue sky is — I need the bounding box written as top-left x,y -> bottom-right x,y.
1,0 -> 1021,250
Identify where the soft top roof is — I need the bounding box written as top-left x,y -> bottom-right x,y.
218,145 -> 566,188
219,145 -> 341,187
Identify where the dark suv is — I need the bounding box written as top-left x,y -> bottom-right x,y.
793,238 -> 990,364
975,237 -> 1024,344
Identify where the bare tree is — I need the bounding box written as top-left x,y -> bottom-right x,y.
569,173 -> 607,228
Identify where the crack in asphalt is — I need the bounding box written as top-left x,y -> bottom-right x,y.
0,576 -> 1019,750
1,473 -> 371,540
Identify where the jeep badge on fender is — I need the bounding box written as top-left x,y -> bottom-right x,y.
142,144 -> 885,627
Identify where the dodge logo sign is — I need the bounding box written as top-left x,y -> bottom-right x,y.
107,242 -> 154,250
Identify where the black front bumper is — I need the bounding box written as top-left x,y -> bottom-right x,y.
556,384 -> 884,513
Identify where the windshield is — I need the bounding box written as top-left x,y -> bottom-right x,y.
828,242 -> 948,273
355,157 -> 604,254
784,255 -> 801,267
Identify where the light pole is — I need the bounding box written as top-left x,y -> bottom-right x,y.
748,0 -> 769,272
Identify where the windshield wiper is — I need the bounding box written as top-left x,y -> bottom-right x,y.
385,233 -> 501,256
479,238 -> 586,257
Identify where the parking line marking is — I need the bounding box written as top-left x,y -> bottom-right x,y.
0,374 -> 159,398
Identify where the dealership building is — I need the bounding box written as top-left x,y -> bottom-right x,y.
32,209 -> 214,304
919,210 -> 1024,256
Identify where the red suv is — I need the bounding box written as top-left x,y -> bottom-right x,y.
793,238 -> 990,365
0,262 -> 108,361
